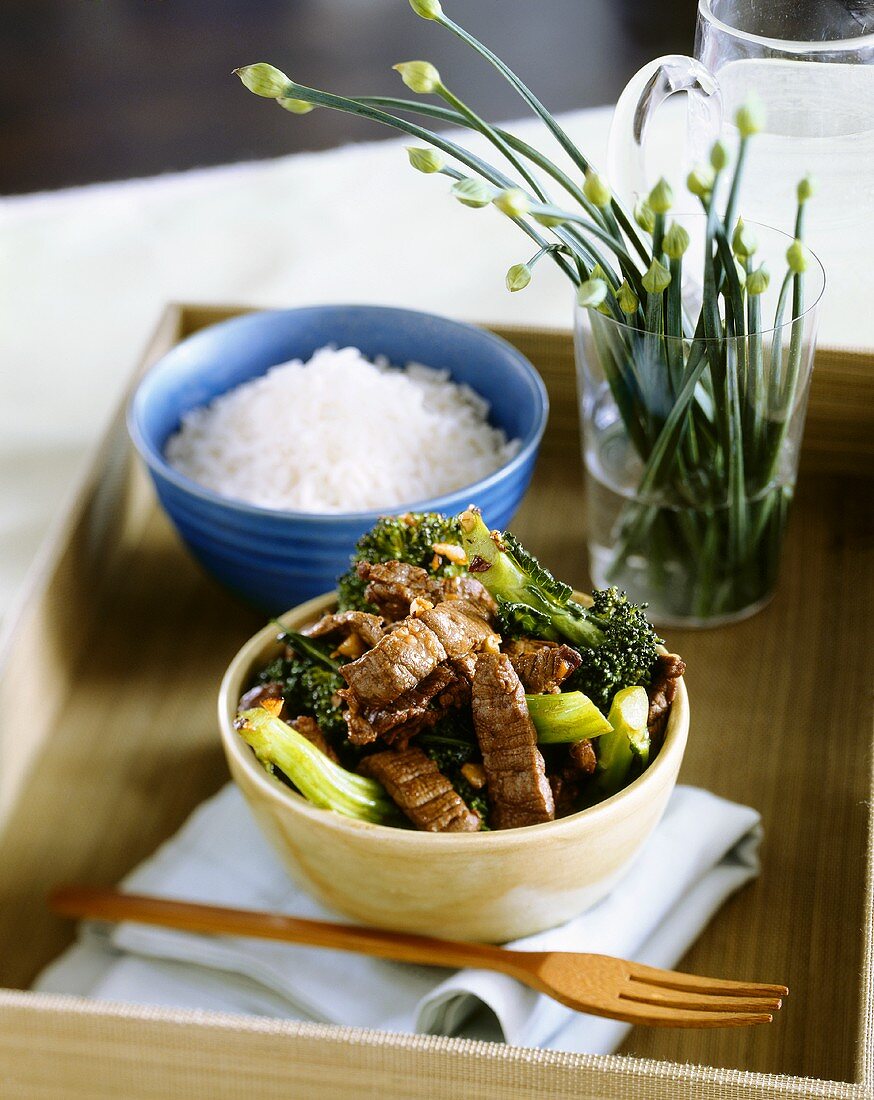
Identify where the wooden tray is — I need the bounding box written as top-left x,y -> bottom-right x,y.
0,304 -> 871,1099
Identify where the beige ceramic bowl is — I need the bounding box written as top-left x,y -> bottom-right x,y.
218,592 -> 689,942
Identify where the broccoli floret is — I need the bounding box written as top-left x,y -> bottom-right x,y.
459,508 -> 661,711
594,686 -> 650,799
494,600 -> 555,640
419,734 -> 476,773
258,632 -> 346,740
460,510 -> 604,648
298,666 -> 347,739
569,587 -> 661,713
337,512 -> 464,611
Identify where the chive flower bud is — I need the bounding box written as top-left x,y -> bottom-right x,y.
451,177 -> 494,208
409,0 -> 443,18
710,140 -> 730,171
687,164 -> 715,198
583,169 -> 611,209
234,63 -> 290,98
393,60 -> 441,94
735,98 -> 764,138
406,146 -> 444,173
633,198 -> 655,234
493,188 -> 530,218
533,212 -> 566,227
642,258 -> 671,294
746,263 -> 770,296
663,221 -> 690,260
277,97 -> 314,114
576,278 -> 609,309
506,263 -> 532,293
786,238 -> 810,274
731,218 -> 758,260
797,175 -> 816,204
647,177 -> 673,215
617,280 -> 639,315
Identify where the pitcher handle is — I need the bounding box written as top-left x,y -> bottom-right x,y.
608,55 -> 722,206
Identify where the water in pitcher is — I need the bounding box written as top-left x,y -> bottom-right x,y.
695,58 -> 874,317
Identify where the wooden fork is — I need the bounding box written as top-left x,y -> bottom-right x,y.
49,885 -> 786,1029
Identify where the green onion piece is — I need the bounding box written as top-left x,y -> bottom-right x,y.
525,691 -> 612,744
236,708 -> 397,824
596,686 -> 650,796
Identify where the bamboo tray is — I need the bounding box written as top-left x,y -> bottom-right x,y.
0,304 -> 871,1099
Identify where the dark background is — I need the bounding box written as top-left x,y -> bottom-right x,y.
1,0 -> 697,195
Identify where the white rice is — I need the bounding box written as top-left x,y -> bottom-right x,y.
164,345 -> 520,513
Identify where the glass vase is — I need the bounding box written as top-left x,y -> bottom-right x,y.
574,219 -> 825,627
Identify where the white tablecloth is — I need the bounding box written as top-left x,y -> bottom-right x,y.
0,103 -> 860,623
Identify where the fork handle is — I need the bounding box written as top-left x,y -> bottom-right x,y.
49,885 -> 526,975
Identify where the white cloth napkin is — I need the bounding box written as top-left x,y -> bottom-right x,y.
34,782 -> 761,1053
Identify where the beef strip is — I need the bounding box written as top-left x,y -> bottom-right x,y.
339,597 -> 494,735
451,652 -> 477,684
417,600 -> 496,659
304,610 -> 386,649
358,561 -> 441,620
340,664 -> 464,748
647,653 -> 686,749
289,715 -> 339,763
505,639 -> 582,694
358,560 -> 496,623
339,617 -> 447,707
439,573 -> 498,621
359,747 -> 480,832
471,653 -> 555,829
367,665 -> 460,735
338,689 -> 378,746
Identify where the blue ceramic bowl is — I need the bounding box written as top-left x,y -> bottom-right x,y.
128,305 -> 548,612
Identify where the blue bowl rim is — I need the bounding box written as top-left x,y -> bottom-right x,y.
127,304 -> 549,524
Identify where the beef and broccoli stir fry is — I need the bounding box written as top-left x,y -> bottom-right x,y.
235,509 -> 685,832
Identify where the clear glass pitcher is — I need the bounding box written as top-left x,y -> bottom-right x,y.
608,0 -> 874,328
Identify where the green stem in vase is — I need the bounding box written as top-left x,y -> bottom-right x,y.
589,316 -> 650,458
663,221 -> 690,401
361,97 -> 605,221
745,261 -> 769,471
692,512 -> 721,619
436,164 -> 588,285
433,82 -> 549,202
723,101 -> 763,233
427,4 -> 650,264
723,303 -> 749,566
767,271 -> 793,412
760,185 -> 813,492
377,92 -> 642,302
527,202 -> 642,277
640,258 -> 672,427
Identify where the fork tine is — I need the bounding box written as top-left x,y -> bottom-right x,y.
590,1001 -> 773,1028
620,983 -> 783,1014
627,961 -> 788,998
